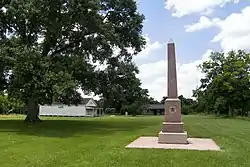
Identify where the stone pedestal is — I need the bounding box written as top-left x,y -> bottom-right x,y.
158,131 -> 188,144
161,122 -> 184,133
158,98 -> 188,144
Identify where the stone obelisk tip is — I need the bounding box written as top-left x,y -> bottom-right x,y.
168,38 -> 174,44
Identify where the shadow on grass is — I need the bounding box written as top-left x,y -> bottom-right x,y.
0,118 -> 157,138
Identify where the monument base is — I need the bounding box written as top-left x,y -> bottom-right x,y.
161,122 -> 184,132
158,131 -> 188,144
126,137 -> 221,151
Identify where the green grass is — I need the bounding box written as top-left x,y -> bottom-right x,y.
0,115 -> 250,167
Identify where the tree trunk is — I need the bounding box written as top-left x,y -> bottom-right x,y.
228,102 -> 234,117
24,99 -> 42,123
115,105 -> 122,115
241,105 -> 245,117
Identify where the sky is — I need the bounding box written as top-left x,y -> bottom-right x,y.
128,0 -> 250,101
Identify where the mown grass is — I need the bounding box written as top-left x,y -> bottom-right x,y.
0,115 -> 249,167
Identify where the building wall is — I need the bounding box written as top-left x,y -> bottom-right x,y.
39,105 -> 88,117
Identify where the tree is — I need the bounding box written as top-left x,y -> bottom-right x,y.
0,0 -> 145,122
97,60 -> 149,115
194,50 -> 250,116
160,96 -> 167,104
178,95 -> 196,115
148,97 -> 159,104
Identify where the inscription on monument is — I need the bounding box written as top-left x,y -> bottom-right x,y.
169,106 -> 176,113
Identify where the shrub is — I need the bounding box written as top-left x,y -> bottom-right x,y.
0,95 -> 25,114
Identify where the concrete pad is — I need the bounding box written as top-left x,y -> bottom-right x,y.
126,137 -> 221,151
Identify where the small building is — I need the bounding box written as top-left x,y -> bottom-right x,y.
39,98 -> 103,117
143,104 -> 164,115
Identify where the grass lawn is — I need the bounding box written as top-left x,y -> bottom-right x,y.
0,115 -> 250,167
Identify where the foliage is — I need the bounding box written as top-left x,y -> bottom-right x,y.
194,50 -> 250,117
0,95 -> 25,114
160,96 -> 167,104
148,97 -> 159,104
0,0 -> 145,122
96,61 -> 149,115
178,95 -> 197,115
120,98 -> 148,116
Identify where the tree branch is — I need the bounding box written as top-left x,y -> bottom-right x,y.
49,31 -> 95,57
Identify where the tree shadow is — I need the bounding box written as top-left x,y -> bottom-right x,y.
0,118 -> 157,138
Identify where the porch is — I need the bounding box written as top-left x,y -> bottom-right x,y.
86,107 -> 104,117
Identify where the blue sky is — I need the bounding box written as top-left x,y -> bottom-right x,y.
131,0 -> 250,101
137,0 -> 250,63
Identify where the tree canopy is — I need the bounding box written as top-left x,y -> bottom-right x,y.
193,50 -> 250,117
96,60 -> 150,115
0,0 -> 146,122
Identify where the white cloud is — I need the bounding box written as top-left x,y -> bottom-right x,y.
212,6 -> 250,51
185,6 -> 250,52
165,0 -> 240,17
133,35 -> 163,63
185,16 -> 220,32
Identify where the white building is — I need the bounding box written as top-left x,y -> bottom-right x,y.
39,98 -> 103,117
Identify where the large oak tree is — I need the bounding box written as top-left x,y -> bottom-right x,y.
0,0 -> 146,122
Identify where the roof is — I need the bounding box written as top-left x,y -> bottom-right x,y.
51,98 -> 94,105
82,98 -> 92,105
147,104 -> 164,110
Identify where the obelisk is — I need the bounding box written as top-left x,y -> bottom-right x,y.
158,39 -> 188,144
